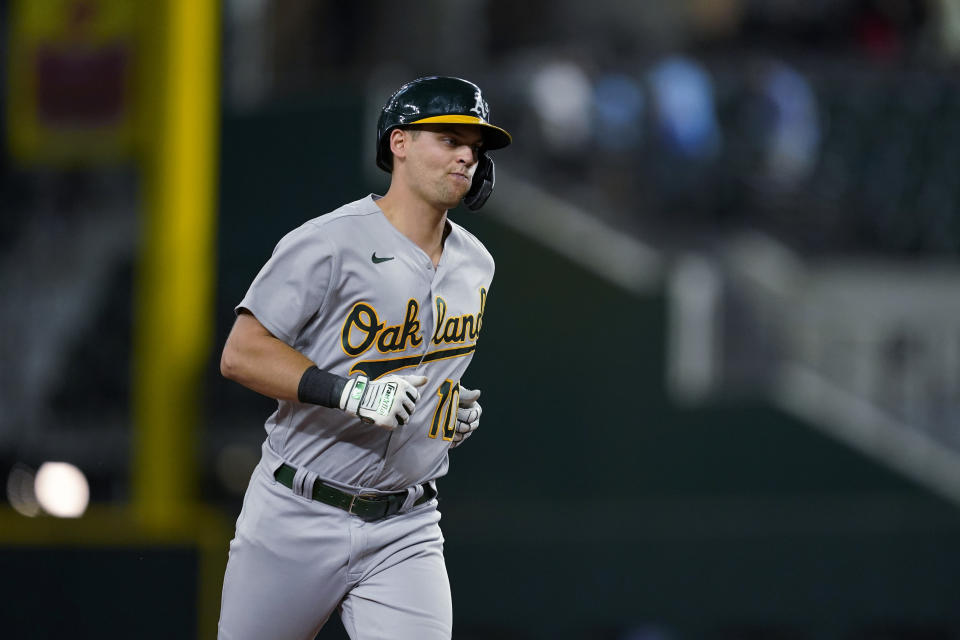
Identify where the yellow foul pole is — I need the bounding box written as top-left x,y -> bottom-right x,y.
133,0 -> 220,532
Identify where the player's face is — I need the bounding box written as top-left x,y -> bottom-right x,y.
404,125 -> 484,209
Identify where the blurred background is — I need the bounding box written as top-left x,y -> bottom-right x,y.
1,0 -> 960,638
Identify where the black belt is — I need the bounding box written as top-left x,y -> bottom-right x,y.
273,463 -> 436,522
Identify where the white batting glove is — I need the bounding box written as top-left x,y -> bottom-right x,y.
340,374 -> 428,430
450,387 -> 482,448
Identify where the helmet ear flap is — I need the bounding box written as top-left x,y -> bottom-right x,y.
463,154 -> 495,211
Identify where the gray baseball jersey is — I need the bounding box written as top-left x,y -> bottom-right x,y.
218,194 -> 493,640
238,193 -> 492,491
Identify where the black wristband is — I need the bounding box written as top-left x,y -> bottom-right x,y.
297,365 -> 349,408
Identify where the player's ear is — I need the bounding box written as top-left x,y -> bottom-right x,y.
389,129 -> 409,164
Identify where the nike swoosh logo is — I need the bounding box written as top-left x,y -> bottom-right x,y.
371,252 -> 395,264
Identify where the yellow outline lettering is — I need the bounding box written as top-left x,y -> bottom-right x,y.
428,379 -> 460,441
340,302 -> 382,357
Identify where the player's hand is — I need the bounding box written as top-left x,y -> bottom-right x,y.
340,374 -> 428,430
450,387 -> 481,448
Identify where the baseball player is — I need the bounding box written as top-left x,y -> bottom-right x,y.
216,76 -> 511,640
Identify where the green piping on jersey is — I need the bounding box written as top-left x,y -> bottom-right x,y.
350,345 -> 478,380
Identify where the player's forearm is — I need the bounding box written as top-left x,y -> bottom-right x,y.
220,331 -> 312,402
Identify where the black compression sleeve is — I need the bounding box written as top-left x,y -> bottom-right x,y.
297,366 -> 349,408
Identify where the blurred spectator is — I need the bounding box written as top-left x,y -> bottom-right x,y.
932,0 -> 960,60
528,59 -> 594,157
756,60 -> 821,188
647,55 -> 721,160
850,0 -> 929,61
593,72 -> 646,153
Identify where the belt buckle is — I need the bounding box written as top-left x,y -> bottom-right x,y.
348,493 -> 381,516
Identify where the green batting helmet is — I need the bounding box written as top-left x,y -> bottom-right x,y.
375,76 -> 512,173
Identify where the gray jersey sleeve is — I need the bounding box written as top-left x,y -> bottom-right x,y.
237,222 -> 336,345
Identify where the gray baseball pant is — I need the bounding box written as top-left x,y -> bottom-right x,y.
217,460 -> 452,639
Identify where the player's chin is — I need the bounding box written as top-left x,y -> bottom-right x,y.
437,183 -> 470,208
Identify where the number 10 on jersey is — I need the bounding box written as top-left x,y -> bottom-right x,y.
428,379 -> 460,441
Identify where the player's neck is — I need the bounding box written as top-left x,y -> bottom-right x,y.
376,191 -> 449,266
